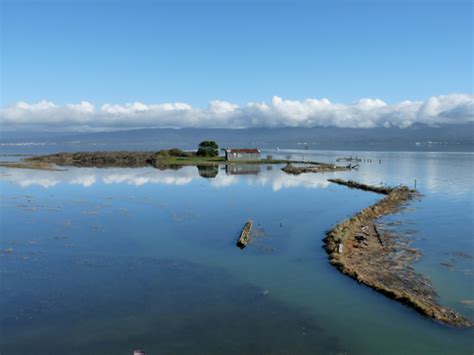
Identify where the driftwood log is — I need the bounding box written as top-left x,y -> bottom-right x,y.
236,220 -> 253,249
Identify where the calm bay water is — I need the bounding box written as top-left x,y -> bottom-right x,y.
0,150 -> 473,354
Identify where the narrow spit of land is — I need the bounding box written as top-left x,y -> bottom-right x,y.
282,162 -> 352,174
2,151 -> 349,173
324,179 -> 472,327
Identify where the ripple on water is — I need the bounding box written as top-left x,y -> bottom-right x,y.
0,254 -> 346,355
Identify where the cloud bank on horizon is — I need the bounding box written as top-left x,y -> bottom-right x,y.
1,94 -> 472,131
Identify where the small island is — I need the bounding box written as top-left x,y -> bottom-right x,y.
2,141 -> 351,173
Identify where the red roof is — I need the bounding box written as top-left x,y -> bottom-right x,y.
225,148 -> 260,153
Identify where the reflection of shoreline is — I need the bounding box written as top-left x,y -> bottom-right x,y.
1,151 -> 473,196
0,161 -> 63,171
225,164 -> 261,175
0,166 -> 331,191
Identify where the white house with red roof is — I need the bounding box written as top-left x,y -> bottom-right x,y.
223,148 -> 260,161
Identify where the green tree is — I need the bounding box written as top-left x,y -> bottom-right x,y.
197,141 -> 219,157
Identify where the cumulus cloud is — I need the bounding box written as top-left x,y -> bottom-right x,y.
1,94 -> 472,131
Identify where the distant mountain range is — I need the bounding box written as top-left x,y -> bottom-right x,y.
1,123 -> 473,154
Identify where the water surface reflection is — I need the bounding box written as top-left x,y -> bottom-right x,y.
0,151 -> 473,354
0,165 -> 333,191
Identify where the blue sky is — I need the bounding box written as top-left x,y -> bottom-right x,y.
0,0 -> 472,130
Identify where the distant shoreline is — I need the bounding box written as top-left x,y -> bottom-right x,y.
0,150 -> 350,173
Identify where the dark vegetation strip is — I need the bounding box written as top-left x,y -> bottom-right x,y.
21,150 -> 342,170
25,151 -> 157,168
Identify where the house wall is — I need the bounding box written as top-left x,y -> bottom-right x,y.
226,152 -> 260,161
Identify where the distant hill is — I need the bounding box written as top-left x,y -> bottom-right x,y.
1,124 -> 473,154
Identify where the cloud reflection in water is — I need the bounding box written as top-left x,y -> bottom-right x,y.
0,165 -> 333,191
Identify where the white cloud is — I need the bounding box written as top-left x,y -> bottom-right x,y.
0,166 -> 332,191
1,94 -> 472,131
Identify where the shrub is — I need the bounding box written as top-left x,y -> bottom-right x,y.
197,141 -> 219,157
156,148 -> 187,157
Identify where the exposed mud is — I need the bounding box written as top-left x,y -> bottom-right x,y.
282,163 -> 350,175
323,179 -> 472,327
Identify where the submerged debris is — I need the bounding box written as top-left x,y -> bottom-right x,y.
237,220 -> 253,249
1,247 -> 14,255
452,251 -> 473,259
323,179 -> 472,327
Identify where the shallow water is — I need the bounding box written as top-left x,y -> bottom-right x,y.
0,150 -> 473,354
